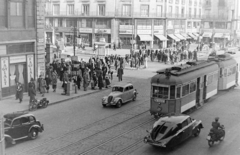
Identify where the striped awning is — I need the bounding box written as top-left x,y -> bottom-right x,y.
175,34 -> 186,40
138,35 -> 153,41
202,32 -> 212,38
188,33 -> 197,40
154,35 -> 168,41
214,33 -> 223,38
168,34 -> 180,42
181,33 -> 191,39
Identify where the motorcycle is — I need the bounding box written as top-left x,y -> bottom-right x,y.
29,98 -> 49,111
207,125 -> 225,147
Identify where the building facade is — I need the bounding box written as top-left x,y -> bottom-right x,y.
0,0 -> 45,99
45,0 -> 202,49
201,0 -> 240,45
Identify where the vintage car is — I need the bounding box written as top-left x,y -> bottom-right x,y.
144,115 -> 203,149
102,82 -> 138,108
4,111 -> 44,147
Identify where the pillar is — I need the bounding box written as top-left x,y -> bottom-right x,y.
151,19 -> 154,49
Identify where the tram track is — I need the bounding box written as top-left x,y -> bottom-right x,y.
13,99 -> 150,155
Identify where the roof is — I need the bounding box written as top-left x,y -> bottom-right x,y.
152,61 -> 218,85
113,82 -> 133,88
157,115 -> 189,125
209,54 -> 237,68
4,111 -> 31,120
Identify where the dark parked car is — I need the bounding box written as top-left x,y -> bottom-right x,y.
102,82 -> 138,108
4,111 -> 44,147
144,115 -> 203,149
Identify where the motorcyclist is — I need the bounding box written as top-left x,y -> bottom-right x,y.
211,117 -> 223,139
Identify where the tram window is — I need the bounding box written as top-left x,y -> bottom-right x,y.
176,87 -> 181,98
182,84 -> 189,97
232,66 -> 236,74
214,72 -> 218,80
224,69 -> 228,77
207,75 -> 213,85
228,68 -> 232,76
190,82 -> 196,93
220,69 -> 223,78
152,86 -> 169,99
170,86 -> 175,99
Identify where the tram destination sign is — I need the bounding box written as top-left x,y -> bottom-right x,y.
154,98 -> 165,103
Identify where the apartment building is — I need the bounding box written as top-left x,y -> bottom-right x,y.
45,0 -> 202,49
0,0 -> 45,99
201,0 -> 239,44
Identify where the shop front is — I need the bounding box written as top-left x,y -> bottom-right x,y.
153,28 -> 167,49
79,28 -> 92,47
136,30 -> 153,49
167,29 -> 180,48
94,29 -> 111,44
119,25 -> 134,49
0,43 -> 35,98
201,31 -> 213,43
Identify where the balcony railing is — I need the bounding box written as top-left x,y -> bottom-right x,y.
201,15 -> 229,20
45,11 -> 202,19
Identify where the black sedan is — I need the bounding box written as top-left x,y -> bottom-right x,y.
144,115 -> 203,149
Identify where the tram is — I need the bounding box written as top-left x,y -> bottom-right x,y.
150,54 -> 239,118
150,61 -> 219,118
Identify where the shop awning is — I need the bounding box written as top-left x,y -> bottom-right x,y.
192,32 -> 199,37
154,35 -> 168,41
188,33 -> 197,40
181,33 -> 191,39
223,33 -> 230,40
167,34 -> 180,42
202,32 -> 212,38
213,33 -> 223,38
174,34 -> 186,40
138,35 -> 153,41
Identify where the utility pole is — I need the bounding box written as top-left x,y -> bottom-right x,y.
131,0 -> 134,51
72,19 -> 77,56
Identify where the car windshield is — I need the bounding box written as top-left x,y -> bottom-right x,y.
112,86 -> 124,92
4,119 -> 12,127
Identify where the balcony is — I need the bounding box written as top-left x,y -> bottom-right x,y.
202,15 -> 229,21
45,11 -> 116,17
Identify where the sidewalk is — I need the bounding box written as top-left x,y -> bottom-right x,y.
0,78 -> 119,115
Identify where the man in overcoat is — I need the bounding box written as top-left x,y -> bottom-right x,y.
117,66 -> 124,82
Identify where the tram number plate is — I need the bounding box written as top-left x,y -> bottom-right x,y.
154,98 -> 165,103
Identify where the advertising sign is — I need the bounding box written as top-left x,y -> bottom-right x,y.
1,57 -> 9,88
10,56 -> 26,64
27,55 -> 34,82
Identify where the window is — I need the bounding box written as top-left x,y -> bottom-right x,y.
82,4 -> 89,15
27,0 -> 35,28
125,87 -> 129,91
12,119 -> 21,126
21,117 -> 30,124
96,19 -> 110,29
190,81 -> 196,93
53,4 -> 60,15
67,4 -> 74,15
129,85 -> 133,90
0,0 -> 6,28
10,1 -> 24,28
122,4 -> 131,16
176,0 -> 179,4
137,19 -> 151,26
58,18 -> 63,27
156,5 -> 163,17
7,43 -> 34,54
189,8 -> 192,17
120,19 -> 133,25
152,86 -> 169,99
181,120 -> 188,128
181,7 -> 185,17
154,20 -> 163,26
140,5 -> 149,17
182,84 -> 189,96
170,86 -> 176,99
98,4 -> 105,16
199,9 -> 201,17
182,0 -> 185,5
189,0 -> 192,5
223,68 -> 228,77
112,87 -> 124,92
168,6 -> 172,17
66,19 -> 74,27
194,8 -> 197,17
207,74 -> 213,85
29,116 -> 35,122
175,6 -> 179,16
176,86 -> 181,98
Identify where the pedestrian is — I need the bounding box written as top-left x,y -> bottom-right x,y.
98,72 -> 104,90
117,66 -> 124,82
45,75 -> 51,93
52,70 -> 58,92
29,84 -> 36,104
62,71 -> 69,95
39,76 -> 46,97
16,82 -> 23,103
105,73 -> 111,88
83,70 -> 89,91
28,78 -> 35,96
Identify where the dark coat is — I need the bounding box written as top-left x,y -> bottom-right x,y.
98,74 -> 104,88
16,83 -> 23,99
117,68 -> 124,78
83,72 -> 89,88
29,87 -> 36,101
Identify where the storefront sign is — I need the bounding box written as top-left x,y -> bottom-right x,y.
154,26 -> 164,30
10,56 -> 26,64
166,29 -> 175,34
119,30 -> 133,34
1,57 -> 9,88
137,25 -> 151,30
27,55 -> 34,82
154,30 -> 164,34
79,28 -> 92,33
137,30 -> 152,34
95,29 -> 111,34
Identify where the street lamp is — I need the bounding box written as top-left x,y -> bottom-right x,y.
71,19 -> 78,56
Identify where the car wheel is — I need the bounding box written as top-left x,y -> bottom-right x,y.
132,93 -> 137,101
194,127 -> 201,137
43,101 -> 49,108
116,100 -> 122,108
29,128 -> 39,140
102,104 -> 106,107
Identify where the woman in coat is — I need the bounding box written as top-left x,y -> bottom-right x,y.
29,84 -> 36,104
52,70 -> 58,92
39,76 -> 46,97
83,70 -> 89,91
16,82 -> 23,103
98,72 -> 104,90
